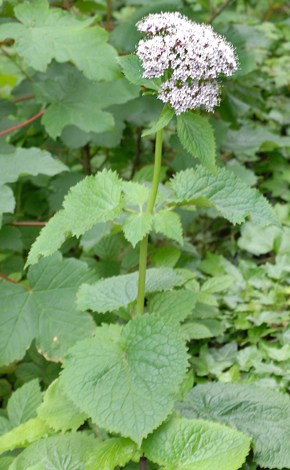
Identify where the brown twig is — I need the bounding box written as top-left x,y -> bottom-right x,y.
208,0 -> 236,24
133,155 -> 174,171
209,0 -> 213,16
0,110 -> 46,138
8,222 -> 46,226
12,95 -> 35,103
0,273 -> 31,291
81,144 -> 91,176
139,457 -> 147,470
106,0 -> 112,31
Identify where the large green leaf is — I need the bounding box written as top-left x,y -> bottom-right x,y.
0,147 -> 68,186
176,383 -> 290,469
170,166 -> 280,227
0,0 -> 119,81
61,314 -> 189,446
34,67 -> 140,138
142,417 -> 250,470
7,380 -> 42,428
26,169 -> 124,266
148,290 -> 199,324
86,438 -> 141,470
0,418 -> 52,456
76,268 -> 187,313
37,379 -> 87,433
0,147 -> 68,219
0,252 -> 96,365
9,434 -> 97,470
177,112 -> 217,176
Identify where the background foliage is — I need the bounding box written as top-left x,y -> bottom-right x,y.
0,0 -> 290,469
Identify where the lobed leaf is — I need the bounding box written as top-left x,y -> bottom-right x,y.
61,314 -> 189,446
170,166 -> 280,227
0,252 -> 97,365
76,268 -> 187,313
0,0 -> 119,81
122,213 -> 153,247
176,383 -> 290,469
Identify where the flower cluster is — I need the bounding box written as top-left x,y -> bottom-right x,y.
136,12 -> 238,114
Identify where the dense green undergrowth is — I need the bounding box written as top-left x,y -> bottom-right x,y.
0,1 -> 290,470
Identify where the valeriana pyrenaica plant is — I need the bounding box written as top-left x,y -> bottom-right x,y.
2,11 -> 290,470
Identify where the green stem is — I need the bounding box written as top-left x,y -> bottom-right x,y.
136,128 -> 164,316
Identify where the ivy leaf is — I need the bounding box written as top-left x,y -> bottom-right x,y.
7,380 -> 42,428
142,417 -> 250,470
86,438 -> 142,470
0,252 -> 96,365
76,268 -> 187,313
153,210 -> 183,245
0,0 -> 119,81
170,167 -> 280,227
0,418 -> 52,456
34,67 -> 140,138
177,112 -> 217,176
37,379 -> 87,433
8,434 -> 97,470
122,213 -> 153,247
142,106 -> 175,137
175,383 -> 290,469
61,314 -> 189,446
118,55 -> 161,91
148,290 -> 199,324
26,169 -> 124,266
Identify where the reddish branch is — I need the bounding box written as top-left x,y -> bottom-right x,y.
0,273 -> 31,291
9,222 -> 46,226
12,95 -> 35,103
0,110 -> 46,137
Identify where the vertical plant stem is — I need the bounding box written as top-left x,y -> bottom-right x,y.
106,0 -> 112,30
136,128 -> 164,316
139,457 -> 148,470
81,144 -> 91,176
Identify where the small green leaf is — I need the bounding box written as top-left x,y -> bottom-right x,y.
9,434 -> 97,470
201,275 -> 235,294
118,54 -> 161,91
86,438 -> 142,470
151,246 -> 181,268
148,290 -> 199,324
176,383 -> 290,469
123,181 -> 150,209
26,169 -> 124,266
177,112 -> 217,176
142,417 -> 250,470
37,379 -> 87,432
61,315 -> 189,446
181,319 -> 224,340
170,167 -> 280,227
122,213 -> 153,247
142,106 -> 175,137
7,380 -> 42,428
0,418 -> 52,456
76,268 -> 187,313
153,210 -> 183,245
